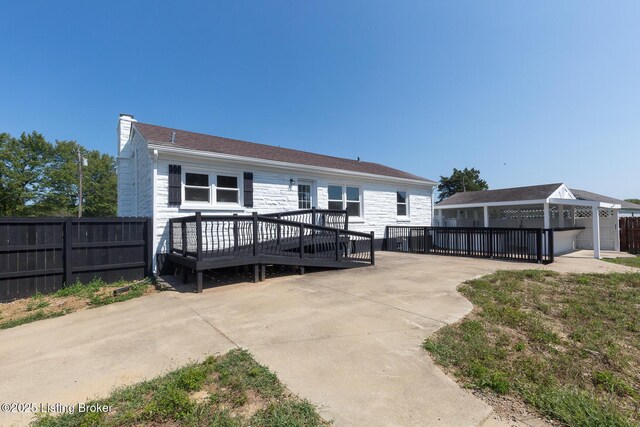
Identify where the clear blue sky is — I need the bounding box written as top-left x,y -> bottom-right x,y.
1,1 -> 638,199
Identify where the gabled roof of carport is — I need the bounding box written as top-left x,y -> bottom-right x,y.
436,183 -> 563,207
571,189 -> 640,211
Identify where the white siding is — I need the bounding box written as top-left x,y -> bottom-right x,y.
116,129 -> 153,218
151,156 -> 432,262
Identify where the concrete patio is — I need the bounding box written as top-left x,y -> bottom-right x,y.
0,252 -> 635,426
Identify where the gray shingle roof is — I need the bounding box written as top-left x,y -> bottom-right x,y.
571,189 -> 640,210
134,122 -> 433,183
436,183 -> 563,206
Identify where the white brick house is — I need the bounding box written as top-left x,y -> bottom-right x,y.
116,114 -> 435,273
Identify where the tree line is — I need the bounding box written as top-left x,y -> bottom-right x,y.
0,131 -> 116,217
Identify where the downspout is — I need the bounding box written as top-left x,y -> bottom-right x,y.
152,149 -> 158,275
133,147 -> 138,217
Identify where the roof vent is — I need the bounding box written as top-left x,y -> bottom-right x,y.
171,131 -> 176,144
357,156 -> 360,162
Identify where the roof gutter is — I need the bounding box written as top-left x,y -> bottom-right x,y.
436,198 -> 622,210
147,143 -> 436,187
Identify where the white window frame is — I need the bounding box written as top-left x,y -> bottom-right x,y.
327,184 -> 363,220
183,170 -> 211,205
397,190 -> 409,219
215,174 -> 241,205
181,167 -> 243,209
297,179 -> 315,210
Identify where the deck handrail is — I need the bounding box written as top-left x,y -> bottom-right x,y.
169,211 -> 373,265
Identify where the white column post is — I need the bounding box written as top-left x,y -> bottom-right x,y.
592,204 -> 601,259
558,204 -> 564,228
483,206 -> 489,228
614,209 -> 620,252
543,202 -> 550,229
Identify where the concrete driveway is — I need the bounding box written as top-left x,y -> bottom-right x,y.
0,252 -> 634,426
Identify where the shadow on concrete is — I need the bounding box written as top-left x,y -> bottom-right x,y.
159,265 -> 334,293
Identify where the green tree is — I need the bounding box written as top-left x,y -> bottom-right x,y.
39,140 -> 81,216
0,132 -> 53,216
40,140 -> 118,217
0,131 -> 117,217
625,198 -> 640,205
437,167 -> 488,202
83,150 -> 117,217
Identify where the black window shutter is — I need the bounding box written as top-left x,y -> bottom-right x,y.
168,164 -> 182,205
243,172 -> 254,208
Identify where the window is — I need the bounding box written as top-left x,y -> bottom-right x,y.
298,183 -> 312,209
216,175 -> 238,203
184,173 -> 210,202
183,171 -> 241,205
328,185 -> 343,211
397,191 -> 407,216
346,186 -> 360,217
327,185 -> 361,217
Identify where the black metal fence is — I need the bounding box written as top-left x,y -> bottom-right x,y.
0,217 -> 152,301
384,226 -> 554,264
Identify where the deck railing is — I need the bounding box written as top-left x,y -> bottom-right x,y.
384,226 -> 554,264
169,212 -> 373,265
261,208 -> 348,230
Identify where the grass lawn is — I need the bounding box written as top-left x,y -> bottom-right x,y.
32,349 -> 328,427
603,255 -> 640,269
424,270 -> 640,427
0,278 -> 156,330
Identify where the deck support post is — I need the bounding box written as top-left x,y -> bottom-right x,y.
260,264 -> 266,282
253,264 -> 259,283
182,267 -> 189,284
196,271 -> 203,293
299,266 -> 305,275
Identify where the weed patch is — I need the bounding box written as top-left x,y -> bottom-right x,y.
32,349 -> 327,427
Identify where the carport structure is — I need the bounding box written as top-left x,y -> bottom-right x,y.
433,183 -> 637,259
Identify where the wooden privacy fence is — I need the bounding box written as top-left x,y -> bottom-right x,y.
384,226 -> 554,264
620,217 -> 640,254
0,217 -> 152,301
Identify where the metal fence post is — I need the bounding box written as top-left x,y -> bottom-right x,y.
299,223 -> 305,259
64,218 -> 73,286
335,229 -> 340,261
252,212 -> 259,257
196,212 -> 203,261
370,231 -> 375,265
547,229 -> 554,264
536,229 -> 543,264
181,219 -> 187,257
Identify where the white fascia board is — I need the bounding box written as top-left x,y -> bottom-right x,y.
547,198 -> 619,209
148,143 -> 436,188
434,199 -> 548,210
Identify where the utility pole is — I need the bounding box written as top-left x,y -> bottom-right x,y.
77,148 -> 87,217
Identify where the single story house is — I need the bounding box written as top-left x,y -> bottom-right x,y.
115,114 -> 435,273
434,183 -> 640,258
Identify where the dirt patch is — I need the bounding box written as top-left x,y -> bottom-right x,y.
0,280 -> 156,329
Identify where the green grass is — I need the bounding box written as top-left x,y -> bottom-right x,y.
32,349 -> 327,427
603,255 -> 640,269
423,270 -> 640,427
0,309 -> 68,330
